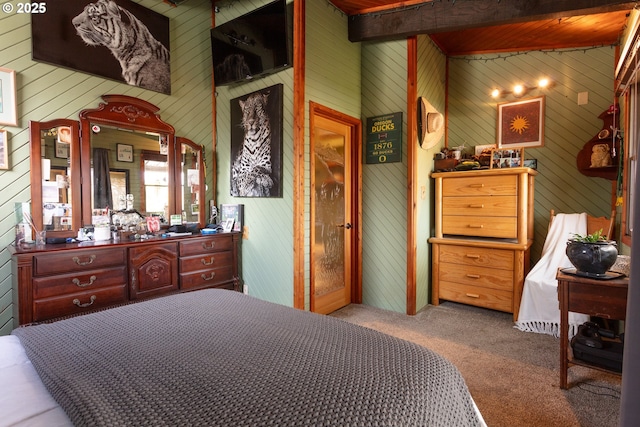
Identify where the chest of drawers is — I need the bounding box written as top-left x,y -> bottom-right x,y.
11,232 -> 241,325
429,168 -> 536,320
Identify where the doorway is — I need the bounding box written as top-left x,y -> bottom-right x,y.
310,103 -> 362,314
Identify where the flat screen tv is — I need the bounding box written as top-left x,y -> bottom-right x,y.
211,0 -> 291,86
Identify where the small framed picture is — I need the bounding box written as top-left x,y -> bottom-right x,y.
0,130 -> 8,170
523,158 -> 538,170
0,68 -> 17,126
490,147 -> 525,169
117,144 -> 134,162
55,139 -> 69,159
222,218 -> 235,233
497,96 -> 545,148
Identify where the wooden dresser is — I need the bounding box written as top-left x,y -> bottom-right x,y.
10,232 -> 241,325
429,168 -> 536,320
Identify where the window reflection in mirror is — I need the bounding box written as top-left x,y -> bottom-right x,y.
40,127 -> 73,231
89,124 -> 169,222
141,151 -> 169,218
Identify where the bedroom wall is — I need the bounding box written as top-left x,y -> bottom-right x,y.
359,40 -> 409,312
415,35 -> 446,310
0,0 -> 214,335
447,47 -> 617,262
214,1 -> 361,309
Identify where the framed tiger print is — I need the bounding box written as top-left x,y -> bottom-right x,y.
230,84 -> 284,198
31,0 -> 171,94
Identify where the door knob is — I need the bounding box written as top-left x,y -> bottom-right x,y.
337,223 -> 352,229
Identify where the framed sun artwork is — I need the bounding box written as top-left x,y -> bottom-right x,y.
497,96 -> 545,148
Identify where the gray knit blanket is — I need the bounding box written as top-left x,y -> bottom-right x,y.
13,289 -> 482,427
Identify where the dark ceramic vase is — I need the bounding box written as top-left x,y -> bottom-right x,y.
566,240 -> 618,276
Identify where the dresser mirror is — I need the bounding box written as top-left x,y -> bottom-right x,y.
28,95 -> 207,238
29,119 -> 82,237
177,137 -> 205,227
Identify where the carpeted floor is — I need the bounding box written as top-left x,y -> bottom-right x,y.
331,301 -> 621,427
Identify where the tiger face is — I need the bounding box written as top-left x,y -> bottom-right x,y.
72,0 -> 124,49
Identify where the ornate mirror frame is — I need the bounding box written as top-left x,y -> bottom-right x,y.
79,95 -> 176,225
29,119 -> 81,237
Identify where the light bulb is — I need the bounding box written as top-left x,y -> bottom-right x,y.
538,78 -> 550,88
513,84 -> 525,95
491,88 -> 501,98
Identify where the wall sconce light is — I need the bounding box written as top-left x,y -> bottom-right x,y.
491,78 -> 552,98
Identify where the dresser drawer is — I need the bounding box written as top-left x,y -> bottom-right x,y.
180,266 -> 235,290
33,285 -> 128,322
34,248 -> 126,276
179,236 -> 233,256
180,252 -> 233,273
442,175 -> 517,197
439,263 -> 513,291
442,195 -> 517,217
438,245 -> 514,270
442,215 -> 517,238
439,281 -> 513,313
34,266 -> 127,299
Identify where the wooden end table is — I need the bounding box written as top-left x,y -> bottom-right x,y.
556,269 -> 628,389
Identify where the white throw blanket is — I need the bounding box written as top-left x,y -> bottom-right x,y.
515,213 -> 589,338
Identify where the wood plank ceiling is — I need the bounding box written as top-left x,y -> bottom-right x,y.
329,0 -> 634,55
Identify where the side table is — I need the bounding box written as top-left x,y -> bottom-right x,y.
556,269 -> 628,389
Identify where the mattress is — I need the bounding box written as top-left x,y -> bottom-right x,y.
5,289 -> 486,426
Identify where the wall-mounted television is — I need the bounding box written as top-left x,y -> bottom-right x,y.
211,0 -> 291,86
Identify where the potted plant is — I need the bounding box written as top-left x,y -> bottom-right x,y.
566,229 -> 618,276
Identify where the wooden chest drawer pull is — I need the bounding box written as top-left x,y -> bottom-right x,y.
466,274 -> 481,279
465,254 -> 481,259
468,183 -> 484,188
201,257 -> 215,266
465,293 -> 480,299
72,275 -> 97,288
468,224 -> 484,229
468,204 -> 484,208
72,255 -> 96,266
202,241 -> 216,250
73,295 -> 96,308
201,272 -> 216,281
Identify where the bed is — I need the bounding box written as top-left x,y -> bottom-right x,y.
2,289 -> 486,426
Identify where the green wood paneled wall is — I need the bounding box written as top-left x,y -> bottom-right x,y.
0,0 -> 214,334
360,40 -> 409,313
415,36 -> 447,311
447,47 -> 616,262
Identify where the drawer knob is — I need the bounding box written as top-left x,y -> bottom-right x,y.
465,293 -> 480,299
468,224 -> 484,229
73,295 -> 96,308
72,255 -> 96,266
465,254 -> 481,259
468,204 -> 484,208
466,274 -> 481,279
202,241 -> 216,250
469,183 -> 484,188
72,275 -> 97,288
201,257 -> 215,266
201,272 -> 216,281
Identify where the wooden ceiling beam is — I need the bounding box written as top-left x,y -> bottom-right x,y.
348,0 -> 637,42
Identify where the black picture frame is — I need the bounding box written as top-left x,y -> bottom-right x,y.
31,0 -> 171,94
220,204 -> 244,233
230,84 -> 283,197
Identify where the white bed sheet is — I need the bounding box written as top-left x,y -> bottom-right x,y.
1,333 -> 487,427
0,335 -> 71,427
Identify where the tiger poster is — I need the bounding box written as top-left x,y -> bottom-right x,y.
32,0 -> 171,94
